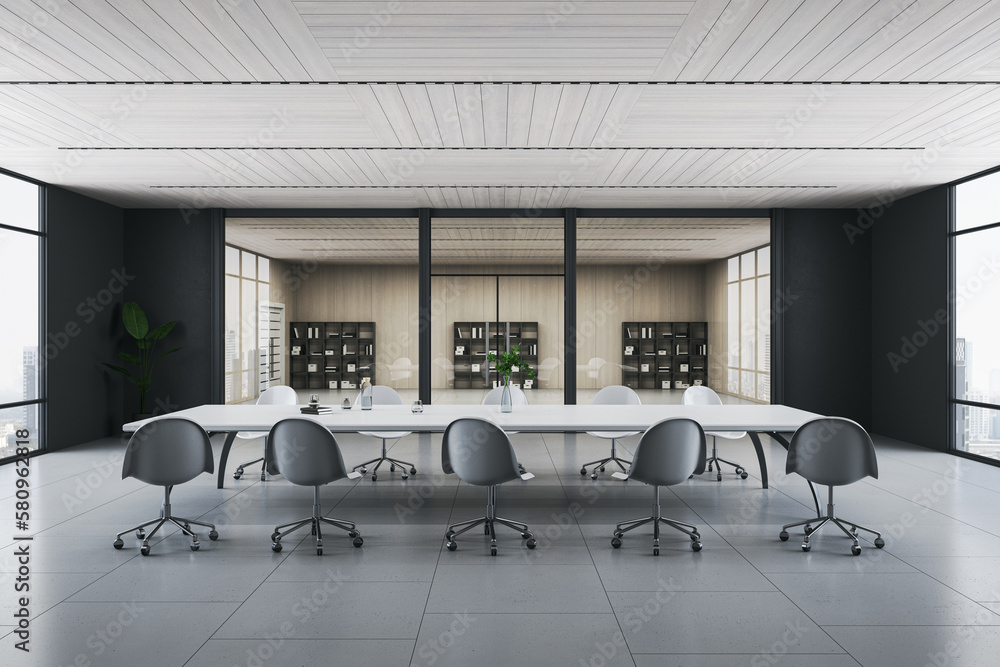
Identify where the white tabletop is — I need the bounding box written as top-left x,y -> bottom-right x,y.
124,403 -> 821,434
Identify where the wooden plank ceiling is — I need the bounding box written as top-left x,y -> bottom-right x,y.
0,0 -> 999,218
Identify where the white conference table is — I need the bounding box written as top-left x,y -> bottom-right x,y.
124,403 -> 822,496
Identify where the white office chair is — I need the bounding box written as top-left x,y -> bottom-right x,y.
233,385 -> 298,481
482,385 -> 529,474
580,385 -> 641,480
682,386 -> 749,481
354,385 -> 416,481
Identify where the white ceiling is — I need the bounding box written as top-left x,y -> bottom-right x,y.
1,0 -> 1000,211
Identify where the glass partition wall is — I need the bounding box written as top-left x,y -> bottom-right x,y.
431,218 -> 564,404
226,217 -> 420,404
576,217 -> 770,405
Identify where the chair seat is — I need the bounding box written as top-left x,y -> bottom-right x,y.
586,430 -> 639,440
705,430 -> 747,440
359,430 -> 410,439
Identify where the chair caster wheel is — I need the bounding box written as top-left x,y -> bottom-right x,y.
804,524 -> 814,535
851,545 -> 862,556
208,530 -> 219,540
371,473 -> 377,481
874,537 -> 885,548
113,539 -> 124,549
272,542 -> 282,552
740,471 -> 749,479
136,529 -> 145,539
612,537 -> 622,549
653,547 -> 659,556
692,541 -> 702,552
353,537 -> 364,547
401,474 -> 408,479
526,539 -> 536,549
447,541 -> 457,551
140,543 -> 150,556
801,543 -> 811,552
490,546 -> 497,556
348,530 -> 359,538
410,467 -> 417,475
358,466 -> 367,474
591,473 -> 598,480
190,542 -> 200,551
233,472 -> 242,480
599,465 -> 606,472
580,468 -> 587,475
260,471 -> 266,481
317,547 -> 323,555
390,464 -> 396,472
716,473 -> 722,482
779,530 -> 789,541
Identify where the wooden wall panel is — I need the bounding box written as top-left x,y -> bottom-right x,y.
705,259 -> 729,393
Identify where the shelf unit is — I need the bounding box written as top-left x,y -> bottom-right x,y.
622,321 -> 708,391
453,321 -> 538,390
261,304 -> 283,389
289,321 -> 375,391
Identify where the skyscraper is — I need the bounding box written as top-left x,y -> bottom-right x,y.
22,346 -> 38,433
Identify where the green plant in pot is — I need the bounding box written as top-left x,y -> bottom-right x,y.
104,302 -> 181,417
488,342 -> 536,413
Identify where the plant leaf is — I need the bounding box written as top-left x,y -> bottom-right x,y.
122,302 -> 149,340
102,363 -> 137,383
149,321 -> 176,340
118,352 -> 141,365
156,347 -> 182,360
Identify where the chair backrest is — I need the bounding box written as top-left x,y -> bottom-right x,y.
786,417 -> 878,487
482,385 -> 529,406
257,385 -> 298,406
443,418 -> 521,487
628,417 -> 706,487
267,418 -> 350,487
354,384 -> 405,407
682,385 -> 722,406
122,418 -> 215,487
592,385 -> 641,406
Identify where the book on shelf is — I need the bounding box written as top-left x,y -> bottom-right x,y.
626,327 -> 632,338
300,406 -> 333,415
293,327 -> 300,338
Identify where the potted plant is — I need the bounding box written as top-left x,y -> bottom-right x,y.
488,342 -> 536,412
104,302 -> 181,418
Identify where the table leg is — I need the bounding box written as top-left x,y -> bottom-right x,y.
217,431 -> 238,490
747,431 -> 769,489
768,432 -> 821,518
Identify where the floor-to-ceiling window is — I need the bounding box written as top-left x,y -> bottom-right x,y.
0,172 -> 43,459
726,245 -> 770,403
224,245 -> 270,404
952,170 -> 1000,462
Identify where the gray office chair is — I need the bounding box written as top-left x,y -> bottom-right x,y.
682,386 -> 749,481
581,385 -> 641,479
442,418 -> 537,556
482,385 -> 528,474
779,417 -> 885,555
267,418 -> 364,555
113,418 -> 218,556
611,417 -> 705,555
354,385 -> 416,481
233,385 -> 297,481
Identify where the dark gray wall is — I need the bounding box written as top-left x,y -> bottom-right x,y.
45,186 -> 124,450
871,185 -> 950,450
774,208 -> 873,427
123,208 -> 223,415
